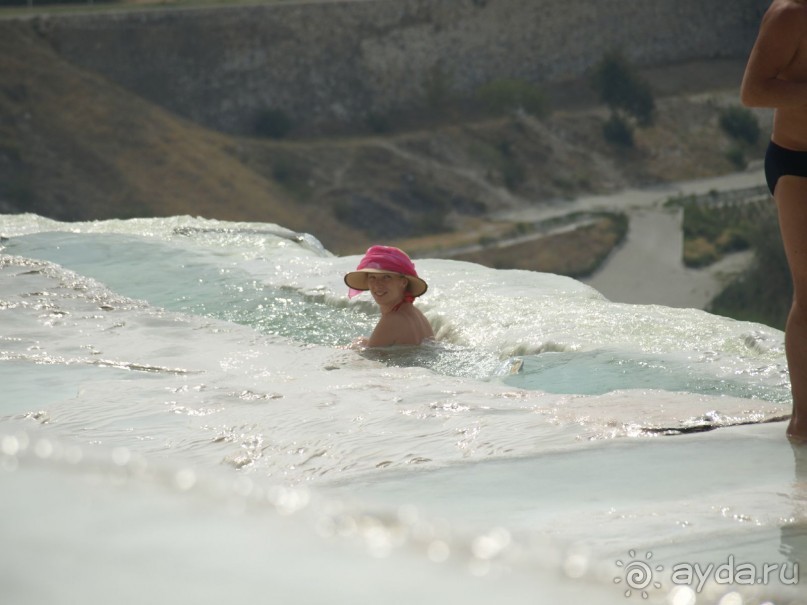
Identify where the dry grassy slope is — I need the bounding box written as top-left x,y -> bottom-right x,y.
0,23 -> 358,243
0,20 -> 771,256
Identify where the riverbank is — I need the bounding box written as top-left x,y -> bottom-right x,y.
484,167 -> 768,310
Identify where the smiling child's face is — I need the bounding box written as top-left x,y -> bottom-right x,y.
366,272 -> 409,306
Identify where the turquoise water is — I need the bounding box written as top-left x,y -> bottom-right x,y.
0,215 -> 801,604
6,228 -> 789,402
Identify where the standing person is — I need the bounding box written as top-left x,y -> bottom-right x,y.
345,245 -> 434,348
741,0 -> 807,442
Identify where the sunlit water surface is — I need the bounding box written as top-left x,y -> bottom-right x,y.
0,215 -> 803,604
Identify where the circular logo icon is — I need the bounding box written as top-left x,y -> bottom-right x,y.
614,550 -> 664,598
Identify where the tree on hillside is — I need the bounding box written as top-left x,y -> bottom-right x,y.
591,51 -> 655,146
591,51 -> 655,126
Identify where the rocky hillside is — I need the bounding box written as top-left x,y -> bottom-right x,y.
0,19 -> 770,257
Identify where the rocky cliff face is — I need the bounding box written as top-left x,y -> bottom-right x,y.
26,0 -> 768,136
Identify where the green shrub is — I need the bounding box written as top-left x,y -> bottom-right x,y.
495,138 -> 525,189
591,51 -> 655,126
719,106 -> 760,145
271,156 -> 299,183
366,112 -> 392,134
333,199 -> 353,223
682,202 -> 728,243
725,146 -> 747,170
602,112 -> 634,147
708,203 -> 790,329
423,64 -> 454,114
716,228 -> 750,253
270,154 -> 313,201
468,139 -> 525,189
254,108 -> 293,139
475,79 -> 550,118
684,237 -> 719,268
417,210 -> 448,233
680,199 -> 760,267
502,157 -> 526,190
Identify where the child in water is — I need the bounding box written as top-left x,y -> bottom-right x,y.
345,245 -> 434,348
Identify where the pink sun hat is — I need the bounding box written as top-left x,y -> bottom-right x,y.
344,246 -> 428,299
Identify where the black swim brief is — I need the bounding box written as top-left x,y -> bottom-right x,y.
765,140 -> 807,195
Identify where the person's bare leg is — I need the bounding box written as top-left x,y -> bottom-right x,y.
775,175 -> 807,442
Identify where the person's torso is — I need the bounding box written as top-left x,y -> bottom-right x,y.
773,2 -> 807,148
